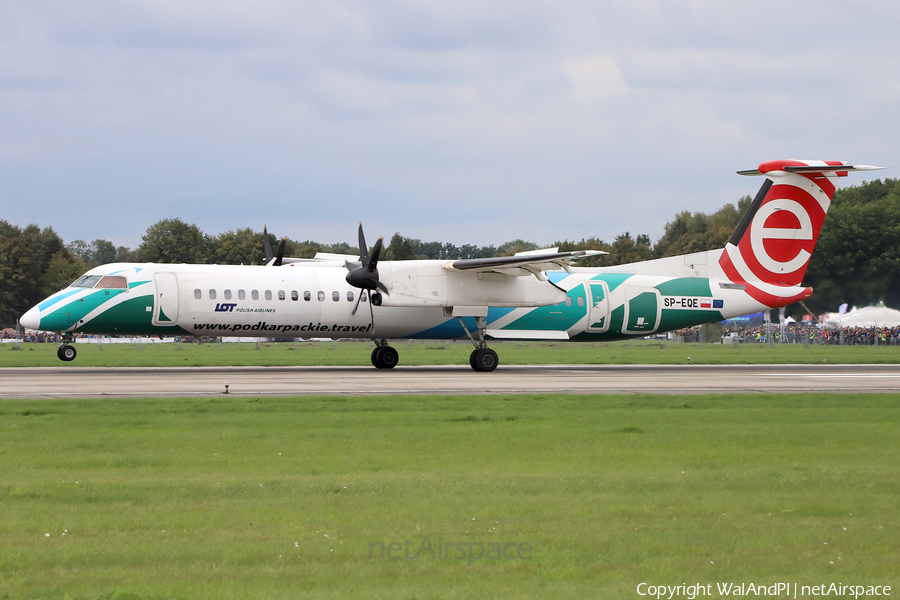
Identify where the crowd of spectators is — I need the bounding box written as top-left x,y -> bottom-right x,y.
1,329 -> 65,343
721,324 -> 900,345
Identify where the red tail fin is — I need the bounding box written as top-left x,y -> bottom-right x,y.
719,160 -> 884,307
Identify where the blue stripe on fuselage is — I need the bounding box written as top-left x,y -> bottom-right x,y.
37,288 -> 82,312
409,307 -> 514,339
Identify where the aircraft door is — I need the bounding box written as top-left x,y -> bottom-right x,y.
585,282 -> 610,333
153,272 -> 179,326
622,288 -> 660,335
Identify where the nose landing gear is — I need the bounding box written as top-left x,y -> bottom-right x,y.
57,336 -> 77,362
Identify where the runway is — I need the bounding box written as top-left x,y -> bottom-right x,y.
1,364 -> 898,397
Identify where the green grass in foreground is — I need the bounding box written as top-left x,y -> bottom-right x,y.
0,393 -> 897,599
2,339 -> 898,367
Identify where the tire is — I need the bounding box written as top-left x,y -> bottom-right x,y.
58,345 -> 77,362
379,346 -> 398,369
372,346 -> 399,369
471,348 -> 498,372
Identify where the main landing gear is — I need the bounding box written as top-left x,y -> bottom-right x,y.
57,336 -> 77,362
458,316 -> 498,372
469,347 -> 498,372
371,341 -> 399,369
368,316 -> 499,372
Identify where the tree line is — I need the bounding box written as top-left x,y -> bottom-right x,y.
1,178 -> 897,326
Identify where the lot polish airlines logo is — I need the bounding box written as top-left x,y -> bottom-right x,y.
215,303 -> 237,312
737,183 -> 826,287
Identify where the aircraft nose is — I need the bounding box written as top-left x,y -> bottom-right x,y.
19,305 -> 41,330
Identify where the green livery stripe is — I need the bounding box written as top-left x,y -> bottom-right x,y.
504,284 -> 588,331
78,295 -> 191,336
655,278 -> 712,297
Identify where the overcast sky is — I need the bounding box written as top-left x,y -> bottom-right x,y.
2,0 -> 897,250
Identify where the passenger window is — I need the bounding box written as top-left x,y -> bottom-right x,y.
577,297 -> 585,307
265,290 -> 273,301
317,291 -> 325,302
194,289 -> 202,300
209,289 -> 217,300
252,290 -> 259,301
291,291 -> 299,301
332,291 -> 339,302
224,289 -> 232,300
565,297 -> 572,307
239,289 -> 246,300
361,292 -> 367,303
304,291 -> 311,301
347,291 -> 354,302
278,290 -> 285,301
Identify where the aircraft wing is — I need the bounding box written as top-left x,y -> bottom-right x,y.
446,249 -> 606,277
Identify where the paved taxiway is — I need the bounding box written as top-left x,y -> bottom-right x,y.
1,364 -> 897,397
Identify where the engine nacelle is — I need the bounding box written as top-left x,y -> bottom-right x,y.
375,261 -> 566,308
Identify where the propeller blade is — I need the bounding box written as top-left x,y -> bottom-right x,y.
368,237 -> 384,272
368,291 -> 375,336
350,289 -> 363,316
262,226 -> 274,262
274,238 -> 286,267
357,222 -> 369,265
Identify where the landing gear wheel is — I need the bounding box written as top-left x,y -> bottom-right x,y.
57,344 -> 77,362
371,345 -> 399,369
470,348 -> 498,372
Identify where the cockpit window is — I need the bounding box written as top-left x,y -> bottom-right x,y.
70,275 -> 128,289
96,276 -> 128,289
71,275 -> 102,288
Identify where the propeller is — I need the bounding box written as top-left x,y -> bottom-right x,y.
346,223 -> 389,321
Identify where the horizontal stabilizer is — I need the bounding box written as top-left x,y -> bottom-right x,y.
738,161 -> 886,176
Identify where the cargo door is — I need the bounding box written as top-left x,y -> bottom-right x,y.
622,288 -> 660,334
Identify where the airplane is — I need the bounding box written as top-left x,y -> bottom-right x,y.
19,159 -> 884,371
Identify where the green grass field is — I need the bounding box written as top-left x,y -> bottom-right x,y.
1,393 -> 898,599
2,339 -> 898,367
